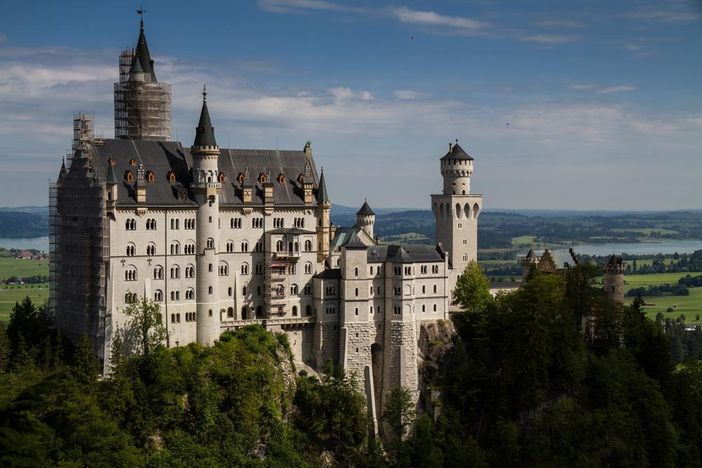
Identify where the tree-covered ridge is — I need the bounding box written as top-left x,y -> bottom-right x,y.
0,299 -> 373,466
3,262 -> 702,466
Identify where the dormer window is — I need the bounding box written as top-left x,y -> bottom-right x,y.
218,172 -> 225,183
124,170 -> 133,182
146,171 -> 155,182
297,173 -> 305,184
129,159 -> 137,166
258,173 -> 267,184
277,173 -> 285,184
237,173 -> 245,184
167,171 -> 176,183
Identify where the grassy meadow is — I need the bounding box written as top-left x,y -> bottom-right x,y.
623,272 -> 702,323
0,257 -> 49,322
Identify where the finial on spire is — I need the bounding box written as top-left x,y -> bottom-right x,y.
203,84 -> 207,102
136,6 -> 146,31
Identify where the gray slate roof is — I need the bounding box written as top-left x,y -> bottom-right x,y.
80,139 -> 320,208
367,244 -> 445,263
357,200 -> 375,216
440,142 -> 474,161
193,98 -> 217,148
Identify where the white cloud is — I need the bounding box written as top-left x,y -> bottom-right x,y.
519,34 -> 578,44
257,0 -> 363,14
535,20 -> 585,29
388,6 -> 488,32
393,89 -> 423,100
596,85 -> 635,95
568,83 -> 636,95
568,83 -> 598,91
625,8 -> 699,22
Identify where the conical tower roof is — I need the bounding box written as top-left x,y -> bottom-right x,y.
193,87 -> 217,148
441,141 -> 474,161
106,160 -> 118,185
57,160 -> 67,183
316,168 -> 330,204
357,199 -> 375,216
134,21 -> 157,82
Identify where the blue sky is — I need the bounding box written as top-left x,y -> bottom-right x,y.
0,0 -> 701,209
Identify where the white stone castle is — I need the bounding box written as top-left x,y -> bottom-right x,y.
49,20 -> 482,425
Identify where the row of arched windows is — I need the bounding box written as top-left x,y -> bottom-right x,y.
434,202 -> 480,220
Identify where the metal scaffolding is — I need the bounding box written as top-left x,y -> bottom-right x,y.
114,49 -> 172,141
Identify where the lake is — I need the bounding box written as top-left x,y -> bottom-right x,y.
521,240 -> 702,257
0,237 -> 49,252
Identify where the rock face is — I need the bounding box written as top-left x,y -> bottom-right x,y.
417,319 -> 456,417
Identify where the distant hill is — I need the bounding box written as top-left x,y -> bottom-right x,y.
0,211 -> 47,238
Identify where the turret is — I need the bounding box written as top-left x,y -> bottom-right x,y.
441,140 -> 473,195
356,199 -> 375,240
316,168 -> 331,263
604,255 -> 625,304
430,140 -> 482,297
191,87 -> 221,347
114,14 -> 171,140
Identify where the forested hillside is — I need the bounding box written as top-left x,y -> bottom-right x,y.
2,264 -> 702,466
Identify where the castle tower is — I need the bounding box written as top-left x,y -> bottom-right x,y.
430,141 -> 482,294
114,16 -> 172,140
356,200 -> 376,240
316,169 -> 331,263
191,88 -> 222,346
604,255 -> 625,304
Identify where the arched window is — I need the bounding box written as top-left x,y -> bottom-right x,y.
354,267 -> 358,277
291,284 -> 299,295
218,172 -> 225,183
186,288 -> 195,300
146,243 -> 156,256
170,265 -> 180,279
241,241 -> 249,252
226,241 -> 234,253
206,238 -> 214,249
185,264 -> 195,278
227,307 -> 234,318
126,243 -> 136,256
304,239 -> 312,252
146,171 -> 155,182
292,306 -> 298,316
124,266 -> 137,281
304,262 -> 313,274
219,262 -> 229,276
208,263 -> 213,272
275,284 -> 285,296
276,240 -> 283,252
154,290 -> 163,302
170,241 -> 180,255
124,292 -> 137,303
153,265 -> 163,280
241,262 -> 249,275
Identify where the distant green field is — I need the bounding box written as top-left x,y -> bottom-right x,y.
639,289 -> 702,323
512,235 -> 536,246
0,284 -> 49,322
0,258 -> 50,322
622,271 -> 702,323
0,257 -> 48,279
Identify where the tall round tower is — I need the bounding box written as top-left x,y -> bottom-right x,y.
191,87 -> 222,346
430,141 -> 482,296
604,255 -> 625,304
356,199 -> 375,240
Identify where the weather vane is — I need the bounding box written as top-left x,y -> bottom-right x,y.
136,6 -> 146,29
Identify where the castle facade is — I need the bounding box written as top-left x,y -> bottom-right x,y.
49,20 -> 482,426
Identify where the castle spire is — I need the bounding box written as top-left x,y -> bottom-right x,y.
316,168 -> 330,204
134,9 -> 157,82
193,86 -> 217,148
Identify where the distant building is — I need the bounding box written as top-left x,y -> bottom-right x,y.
49,18 -> 483,429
